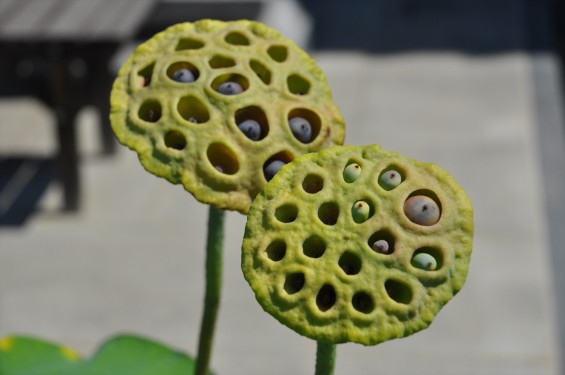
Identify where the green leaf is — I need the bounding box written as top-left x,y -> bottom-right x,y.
0,334 -> 212,375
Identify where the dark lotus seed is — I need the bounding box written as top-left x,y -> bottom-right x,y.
379,170 -> 402,190
372,240 -> 390,254
289,117 -> 312,143
264,160 -> 286,181
404,195 -> 440,226
172,69 -> 195,83
217,81 -> 244,95
238,119 -> 262,140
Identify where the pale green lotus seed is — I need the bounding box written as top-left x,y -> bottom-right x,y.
411,253 -> 437,271
343,163 -> 361,183
352,201 -> 370,223
372,239 -> 390,254
379,170 -> 402,190
404,195 -> 440,226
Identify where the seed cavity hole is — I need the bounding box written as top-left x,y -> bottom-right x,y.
207,143 -> 239,175
138,100 -> 161,122
318,202 -> 339,226
225,31 -> 250,45
177,95 -> 210,123
378,166 -> 405,191
302,174 -> 323,194
212,73 -> 249,95
209,55 -> 236,69
266,240 -> 286,261
137,62 -> 154,87
275,204 -> 298,223
404,190 -> 442,226
164,130 -> 186,150
175,37 -> 204,51
411,247 -> 443,271
267,45 -> 288,62
385,279 -> 412,304
316,284 -> 336,312
235,106 -> 268,141
249,59 -> 271,85
284,273 -> 305,295
167,62 -> 199,83
368,230 -> 395,255
302,235 -> 326,258
352,292 -> 374,314
338,251 -> 361,275
288,108 -> 321,143
287,74 -> 311,95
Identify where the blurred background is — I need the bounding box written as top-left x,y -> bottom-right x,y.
1,0 -> 564,374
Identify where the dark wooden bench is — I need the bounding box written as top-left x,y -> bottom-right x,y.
0,0 -> 158,211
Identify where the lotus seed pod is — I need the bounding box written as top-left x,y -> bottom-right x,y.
352,201 -> 370,223
411,252 -> 437,271
289,117 -> 312,143
242,144 -> 473,345
238,119 -> 262,140
171,68 -> 195,83
110,20 -> 345,213
404,195 -> 440,226
379,170 -> 402,190
343,163 -> 361,183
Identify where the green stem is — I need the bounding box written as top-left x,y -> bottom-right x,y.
315,341 -> 337,375
195,206 -> 225,375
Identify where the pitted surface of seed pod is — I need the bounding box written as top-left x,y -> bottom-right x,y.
110,20 -> 345,213
242,144 -> 473,345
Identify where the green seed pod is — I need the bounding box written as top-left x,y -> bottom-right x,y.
352,201 -> 370,223
242,144 -> 473,345
411,252 -> 437,271
110,20 -> 345,213
343,163 -> 361,183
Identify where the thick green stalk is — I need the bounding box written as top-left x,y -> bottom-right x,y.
195,206 -> 225,375
315,341 -> 336,375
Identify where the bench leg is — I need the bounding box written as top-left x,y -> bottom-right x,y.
54,110 -> 79,212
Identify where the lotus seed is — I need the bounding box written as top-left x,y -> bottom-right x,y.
352,201 -> 370,223
264,160 -> 286,181
172,69 -> 195,83
343,163 -> 361,183
238,119 -> 262,140
289,117 -> 312,143
379,170 -> 402,190
411,253 -> 437,271
404,195 -> 441,226
217,81 -> 244,95
372,240 -> 390,254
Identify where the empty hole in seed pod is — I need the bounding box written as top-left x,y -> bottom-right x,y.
138,100 -> 161,122
266,240 -> 286,261
177,95 -> 210,123
235,106 -> 268,140
167,62 -> 199,82
207,143 -> 239,175
175,37 -> 204,50
378,165 -> 406,191
263,151 -> 294,181
209,55 -> 236,69
249,59 -> 271,85
352,292 -> 375,313
137,62 -> 154,87
225,31 -> 250,45
318,202 -> 339,226
211,73 -> 249,94
411,247 -> 443,270
267,45 -> 288,62
302,235 -> 326,258
385,279 -> 412,304
302,174 -> 323,194
164,130 -> 186,150
316,284 -> 336,312
368,229 -> 395,255
288,108 -> 321,143
338,251 -> 361,275
275,204 -> 298,223
284,273 -> 305,294
287,74 -> 311,95
404,189 -> 442,226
